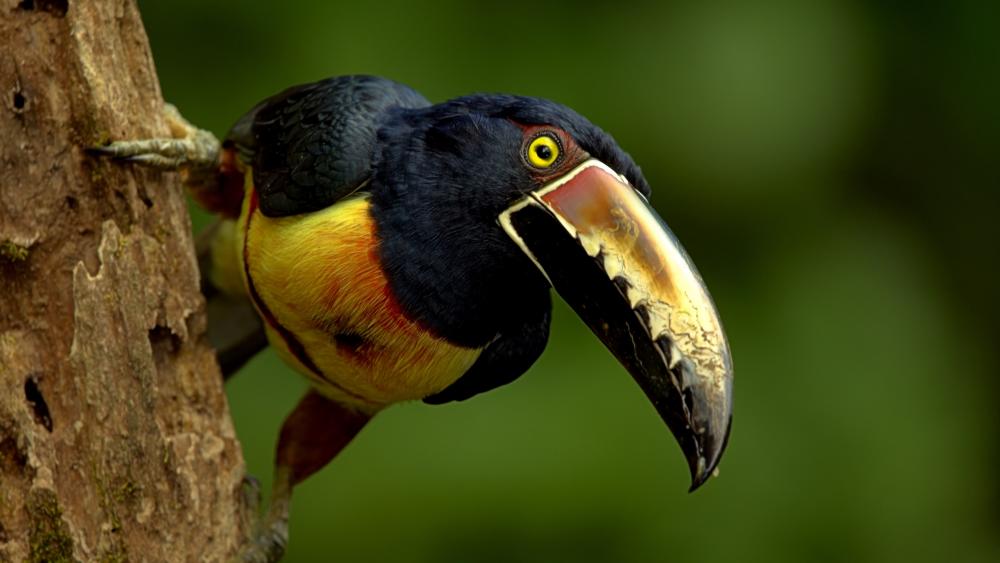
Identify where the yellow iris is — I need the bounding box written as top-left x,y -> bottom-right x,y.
526,134 -> 560,168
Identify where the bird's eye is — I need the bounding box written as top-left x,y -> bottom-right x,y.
525,133 -> 561,169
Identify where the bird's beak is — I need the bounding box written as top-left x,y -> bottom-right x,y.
499,159 -> 733,490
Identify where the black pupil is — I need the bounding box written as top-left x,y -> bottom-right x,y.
535,143 -> 553,161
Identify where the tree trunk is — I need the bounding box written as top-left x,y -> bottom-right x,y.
0,1 -> 246,560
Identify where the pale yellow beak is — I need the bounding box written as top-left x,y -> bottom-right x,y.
500,159 -> 733,490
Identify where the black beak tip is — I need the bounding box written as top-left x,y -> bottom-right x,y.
687,463 -> 715,493
686,414 -> 732,493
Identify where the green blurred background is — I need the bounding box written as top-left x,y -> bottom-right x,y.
139,1 -> 999,561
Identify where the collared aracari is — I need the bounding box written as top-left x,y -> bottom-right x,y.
95,75 -> 733,562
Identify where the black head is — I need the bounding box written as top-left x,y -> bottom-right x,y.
371,93 -> 733,490
370,94 -> 649,346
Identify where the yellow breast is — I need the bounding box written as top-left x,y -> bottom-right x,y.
236,176 -> 481,412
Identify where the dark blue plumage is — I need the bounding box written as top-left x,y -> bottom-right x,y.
226,75 -> 429,216
226,75 -> 652,402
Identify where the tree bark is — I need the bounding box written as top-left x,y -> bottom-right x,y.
0,1 -> 246,561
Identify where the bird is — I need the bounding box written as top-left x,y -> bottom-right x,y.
94,74 -> 733,562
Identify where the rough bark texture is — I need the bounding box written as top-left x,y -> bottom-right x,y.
0,1 -> 246,561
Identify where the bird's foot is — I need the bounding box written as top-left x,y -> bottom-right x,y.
233,474 -> 290,563
90,103 -> 243,215
236,517 -> 289,563
90,103 -> 220,171
239,474 -> 263,530
231,394 -> 371,562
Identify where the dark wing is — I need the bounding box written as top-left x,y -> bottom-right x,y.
226,75 -> 430,217
424,298 -> 552,404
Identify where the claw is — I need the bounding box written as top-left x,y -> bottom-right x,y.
88,104 -> 221,172
233,472 -> 289,563
124,153 -> 188,169
237,519 -> 289,563
89,134 -> 219,170
240,474 -> 263,516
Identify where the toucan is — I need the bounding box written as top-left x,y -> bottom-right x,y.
95,75 -> 733,562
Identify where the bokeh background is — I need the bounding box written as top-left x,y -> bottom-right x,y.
139,1 -> 999,561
